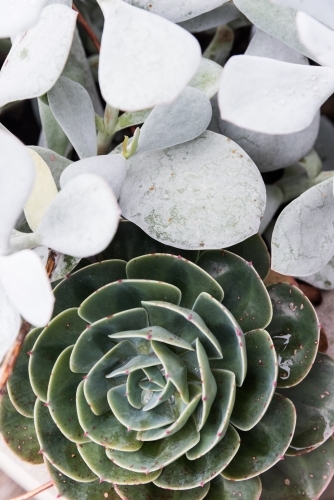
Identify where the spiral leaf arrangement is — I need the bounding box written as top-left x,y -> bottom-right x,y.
1,224 -> 334,500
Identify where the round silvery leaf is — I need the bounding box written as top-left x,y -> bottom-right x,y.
297,11 -> 334,69
297,256 -> 334,291
24,149 -> 58,232
60,155 -> 126,199
0,0 -> 47,38
0,129 -> 35,254
35,174 -> 121,258
0,281 -> 20,363
273,0 -> 334,30
121,0 -> 230,23
272,178 -> 334,276
120,131 -> 265,249
48,76 -> 97,159
218,55 -> 334,134
0,4 -> 77,108
178,4 -> 240,33
98,0 -> 201,111
0,250 -> 54,326
137,87 -> 212,153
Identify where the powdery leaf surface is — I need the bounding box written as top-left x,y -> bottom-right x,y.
0,129 -> 35,254
219,55 -> 334,134
120,131 -> 266,249
28,146 -> 72,190
121,0 -> 230,23
298,256 -> 334,291
0,4 -> 77,108
0,250 -> 54,326
98,0 -> 201,111
297,12 -> 334,69
24,149 -> 58,232
137,87 -> 212,153
272,178 -> 334,276
0,282 -> 20,363
273,0 -> 334,30
48,76 -> 97,159
178,4 -> 240,33
0,0 -> 47,38
188,59 -> 222,99
60,154 -> 126,199
36,174 -> 121,258
259,185 -> 284,235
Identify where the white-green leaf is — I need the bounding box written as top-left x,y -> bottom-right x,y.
296,11 -> 334,69
60,155 -> 126,199
259,185 -> 284,235
121,0 -> 230,23
137,87 -> 212,153
218,55 -> 334,134
0,250 -> 54,326
98,0 -> 201,111
0,4 -> 77,107
38,99 -> 70,157
272,178 -> 334,276
298,256 -> 334,291
120,131 -> 265,249
28,146 -> 72,190
0,0 -> 47,38
188,58 -> 222,99
48,76 -> 97,159
178,4 -> 240,32
273,0 -> 334,30
0,129 -> 35,254
36,174 -> 120,258
246,27 -> 307,64
0,281 -> 20,363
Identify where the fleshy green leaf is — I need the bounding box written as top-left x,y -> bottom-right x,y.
0,4 -> 77,107
38,98 -> 70,156
227,234 -> 270,281
266,283 -> 319,388
98,0 -> 201,111
206,475 -> 262,500
115,483 -> 209,500
120,131 -> 266,249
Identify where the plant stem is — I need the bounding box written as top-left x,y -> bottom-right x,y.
9,481 -> 53,500
73,3 -> 101,53
0,250 -> 57,395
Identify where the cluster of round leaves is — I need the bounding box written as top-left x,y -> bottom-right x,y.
1,223 -> 334,500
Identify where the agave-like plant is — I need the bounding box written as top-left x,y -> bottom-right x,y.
1,222 -> 334,500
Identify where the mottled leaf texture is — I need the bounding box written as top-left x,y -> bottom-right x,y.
60,155 -> 126,199
272,178 -> 334,276
0,250 -> 54,326
0,4 -> 77,107
0,129 -> 35,254
98,0 -> 201,111
273,0 -> 334,30
219,55 -> 334,134
137,87 -> 212,153
121,0 -> 230,23
297,11 -> 334,69
0,0 -> 47,37
0,282 -> 20,363
120,131 -> 265,249
35,174 -> 120,258
48,76 -> 97,159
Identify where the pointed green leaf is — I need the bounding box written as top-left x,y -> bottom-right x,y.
76,381 -> 141,451
126,253 -> 223,309
79,280 -> 181,323
85,340 -> 138,415
53,259 -> 127,318
127,370 -> 146,408
154,424 -> 240,489
107,354 -> 160,379
194,339 -> 217,430
227,234 -> 270,281
70,308 -> 149,373
29,309 -> 87,402
47,345 -> 88,444
222,394 -> 296,480
143,366 -> 166,388
107,384 -> 175,432
107,420 -> 199,473
230,329 -> 278,431
109,326 -> 194,352
143,301 -> 222,359
206,475 -> 261,500
266,283 -> 320,388
193,293 -> 247,386
115,482 -> 209,500
0,392 -> 42,464
142,379 -> 175,411
35,399 -> 97,482
77,441 -> 161,484
198,250 -> 272,332
279,353 -> 334,451
7,327 -> 42,417
260,437 -> 334,500
186,369 -> 236,460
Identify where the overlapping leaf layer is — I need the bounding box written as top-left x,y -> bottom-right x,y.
1,224 -> 334,500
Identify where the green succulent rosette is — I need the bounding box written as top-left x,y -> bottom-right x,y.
2,222 -> 334,500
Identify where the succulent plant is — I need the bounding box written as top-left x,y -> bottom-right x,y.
1,223 -> 334,500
